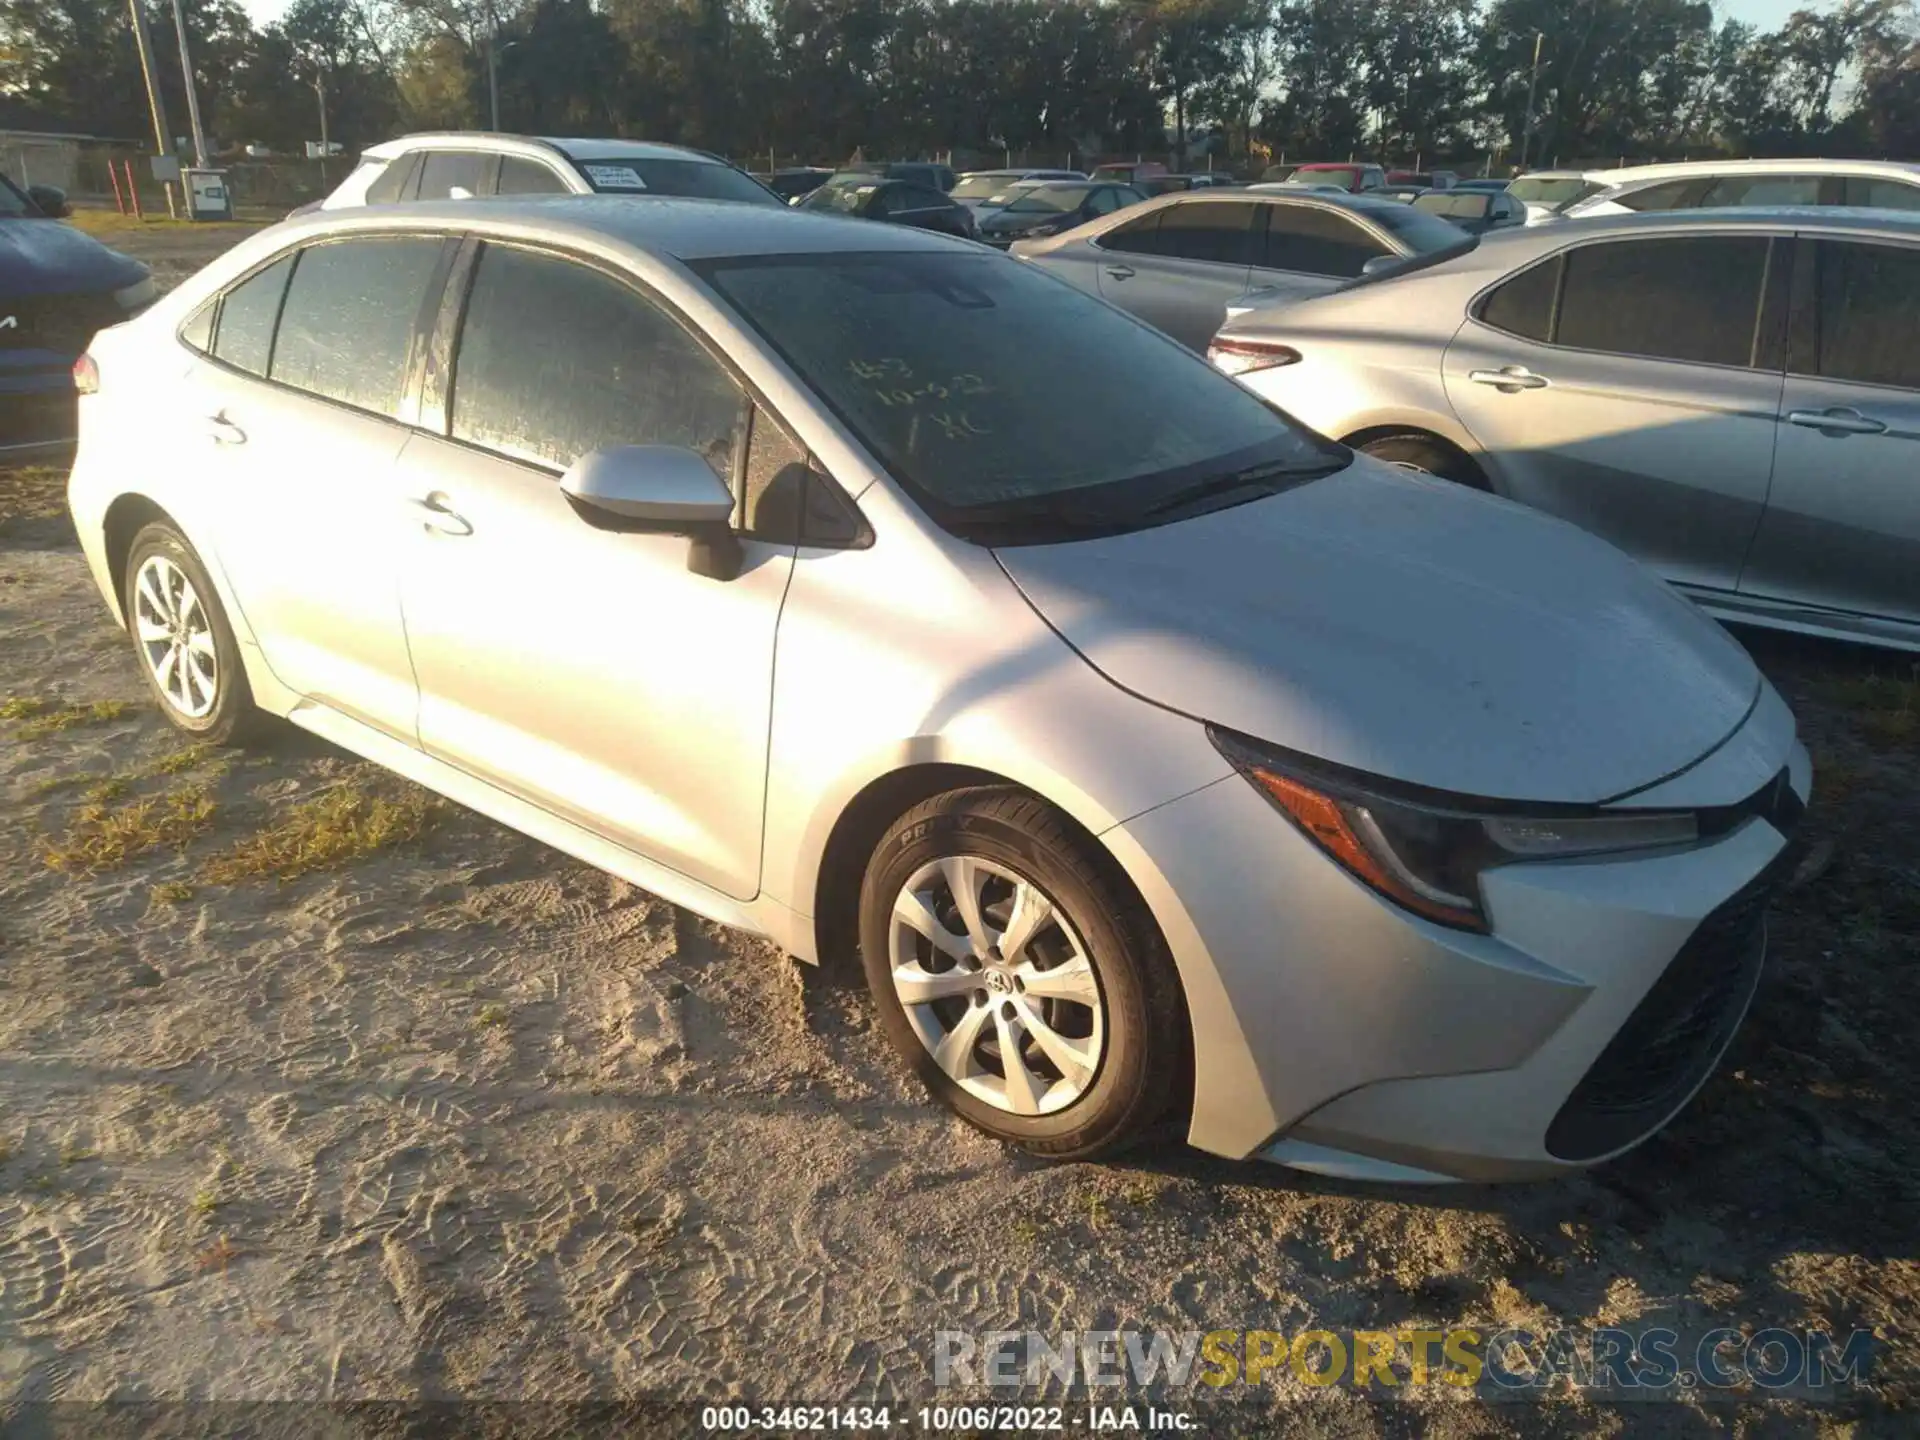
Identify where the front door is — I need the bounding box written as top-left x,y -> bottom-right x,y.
1741,235 -> 1920,627
195,235 -> 450,740
1443,232 -> 1787,594
397,240 -> 794,901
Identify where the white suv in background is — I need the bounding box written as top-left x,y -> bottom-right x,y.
300,133 -> 783,214
1557,157 -> 1920,221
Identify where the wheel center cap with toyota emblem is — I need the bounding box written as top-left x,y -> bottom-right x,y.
985,970 -> 1013,995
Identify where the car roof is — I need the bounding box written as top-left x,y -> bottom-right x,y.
1585,156 -> 1920,186
1296,161 -> 1377,170
363,132 -> 723,165
281,194 -> 969,262
1486,204 -> 1920,251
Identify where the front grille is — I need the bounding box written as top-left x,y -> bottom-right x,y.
0,291 -> 124,358
1545,832 -> 1793,1163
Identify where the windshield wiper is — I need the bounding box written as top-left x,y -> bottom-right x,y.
1141,458 -> 1337,521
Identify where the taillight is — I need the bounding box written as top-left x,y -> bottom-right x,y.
72,354 -> 100,394
1207,337 -> 1302,377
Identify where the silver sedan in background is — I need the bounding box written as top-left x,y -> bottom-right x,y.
1211,206 -> 1920,651
1014,189 -> 1474,351
70,198 -> 1808,1182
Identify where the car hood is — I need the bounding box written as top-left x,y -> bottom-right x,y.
0,220 -> 148,297
980,210 -> 1062,234
994,458 -> 1762,805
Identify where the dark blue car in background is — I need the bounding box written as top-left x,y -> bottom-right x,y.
2,172 -> 154,461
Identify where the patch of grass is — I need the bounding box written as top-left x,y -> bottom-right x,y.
190,1189 -> 222,1216
1010,1218 -> 1041,1247
194,1234 -> 240,1274
476,1002 -> 511,1030
146,744 -> 216,777
201,784 -> 438,883
87,776 -> 130,803
1075,1192 -> 1113,1230
151,881 -> 195,906
10,698 -> 134,741
1120,1177 -> 1169,1208
44,787 -> 217,873
59,1138 -> 94,1166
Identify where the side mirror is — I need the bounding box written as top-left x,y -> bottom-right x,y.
559,444 -> 744,580
27,184 -> 71,218
1360,254 -> 1401,276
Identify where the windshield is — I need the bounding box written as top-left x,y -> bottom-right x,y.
1298,167 -> 1361,191
0,174 -> 31,217
572,157 -> 782,206
696,250 -> 1343,543
1363,201 -> 1484,251
1507,177 -> 1602,209
1005,184 -> 1091,214
1412,192 -> 1492,220
799,177 -> 879,214
952,174 -> 1020,199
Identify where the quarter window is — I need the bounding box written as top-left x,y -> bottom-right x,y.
1476,256 -> 1561,343
449,244 -> 745,474
1259,205 -> 1389,278
363,152 -> 420,204
1615,179 -> 1713,211
1554,236 -> 1771,367
269,237 -> 445,418
210,254 -> 293,377
179,300 -> 215,354
1806,240 -> 1920,390
1841,177 -> 1920,211
1155,201 -> 1258,265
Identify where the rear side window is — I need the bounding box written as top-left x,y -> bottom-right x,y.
417,151 -> 488,201
496,157 -> 569,196
449,244 -> 745,473
1156,202 -> 1257,264
1699,174 -> 1823,208
1805,240 -> 1920,390
1554,236 -> 1771,367
1842,177 -> 1920,211
1477,256 -> 1561,342
269,237 -> 445,418
1259,205 -> 1389,277
364,153 -> 419,204
211,254 -> 293,376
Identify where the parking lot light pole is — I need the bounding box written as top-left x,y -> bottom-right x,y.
126,0 -> 178,217
1517,30 -> 1544,173
169,0 -> 211,169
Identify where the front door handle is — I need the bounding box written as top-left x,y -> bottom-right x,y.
206,412 -> 247,445
1105,265 -> 1136,281
1468,366 -> 1550,392
1787,407 -> 1887,436
407,494 -> 472,536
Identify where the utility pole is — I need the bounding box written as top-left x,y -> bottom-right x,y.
169,0 -> 210,168
313,70 -> 329,183
1517,30 -> 1544,174
126,0 -> 178,217
486,1 -> 502,131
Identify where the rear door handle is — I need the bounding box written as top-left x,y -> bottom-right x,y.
1468,367 -> 1550,392
1105,265 -> 1136,281
206,412 -> 247,445
407,494 -> 472,536
1786,407 -> 1887,436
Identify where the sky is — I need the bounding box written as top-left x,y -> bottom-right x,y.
238,0 -> 1826,31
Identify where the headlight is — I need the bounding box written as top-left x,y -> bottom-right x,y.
114,275 -> 157,311
1210,727 -> 1700,932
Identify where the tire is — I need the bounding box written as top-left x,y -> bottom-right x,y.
123,522 -> 268,745
858,785 -> 1184,1160
1357,432 -> 1488,489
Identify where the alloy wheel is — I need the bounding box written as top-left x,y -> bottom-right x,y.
132,554 -> 219,720
888,854 -> 1105,1116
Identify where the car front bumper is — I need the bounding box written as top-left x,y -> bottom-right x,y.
1105,730 -> 1811,1182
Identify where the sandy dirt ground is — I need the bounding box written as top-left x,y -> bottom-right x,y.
1,220 -> 1916,1437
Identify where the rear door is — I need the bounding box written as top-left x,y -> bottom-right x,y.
1739,234 -> 1920,627
1442,232 -> 1789,593
1243,200 -> 1393,309
1094,199 -> 1258,350
415,150 -> 490,201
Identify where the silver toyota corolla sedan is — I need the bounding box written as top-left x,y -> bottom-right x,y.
1211,206 -> 1920,653
69,198 -> 1810,1182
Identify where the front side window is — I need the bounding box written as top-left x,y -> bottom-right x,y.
1100,209 -> 1164,255
269,237 -> 445,417
1615,178 -> 1712,212
450,244 -> 744,474
1805,240 -> 1920,390
697,248 -> 1342,543
1259,205 -> 1389,277
417,151 -> 488,201
210,254 -> 294,376
1555,236 -> 1771,367
1155,201 -> 1258,265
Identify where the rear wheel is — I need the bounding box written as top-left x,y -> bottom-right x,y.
1357,432 -> 1488,489
123,522 -> 268,745
858,786 -> 1184,1160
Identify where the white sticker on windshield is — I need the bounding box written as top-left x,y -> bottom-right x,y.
585,165 -> 647,190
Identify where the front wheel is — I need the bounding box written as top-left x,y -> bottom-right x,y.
1357,432 -> 1488,489
858,786 -> 1185,1160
